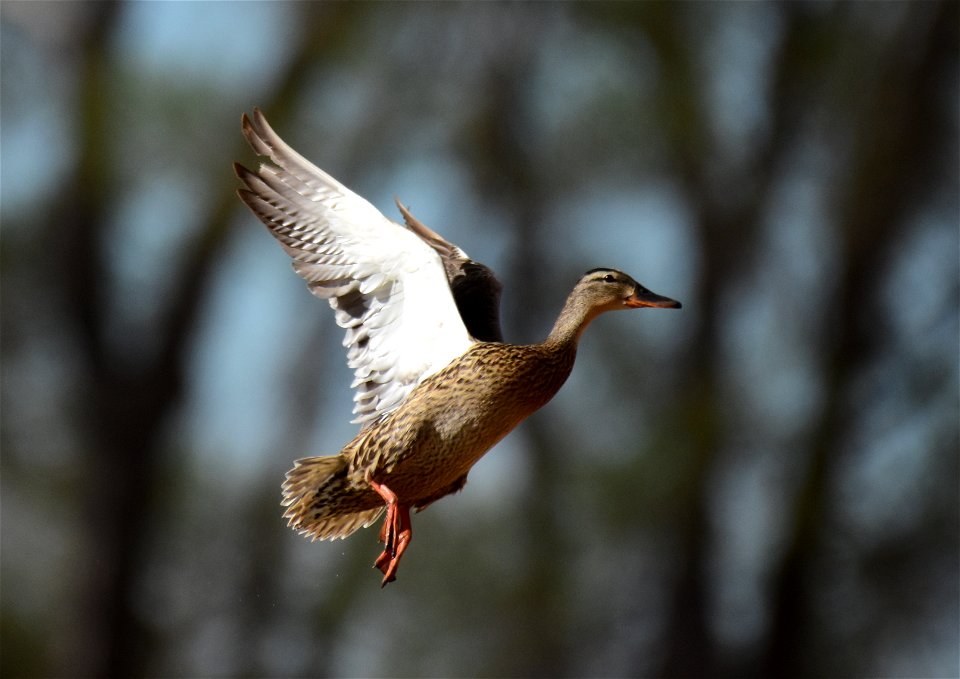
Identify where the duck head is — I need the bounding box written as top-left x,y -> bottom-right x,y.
578,268 -> 681,312
547,268 -> 681,346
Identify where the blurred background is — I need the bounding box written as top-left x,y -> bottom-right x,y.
2,2 -> 957,677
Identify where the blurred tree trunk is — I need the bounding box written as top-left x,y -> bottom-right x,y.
51,4 -> 362,675
52,5 -> 148,674
762,4 -> 957,676
637,5 -> 772,675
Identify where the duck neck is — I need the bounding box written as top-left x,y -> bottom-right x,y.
544,296 -> 600,349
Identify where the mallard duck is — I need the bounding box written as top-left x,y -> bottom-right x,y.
234,108 -> 681,586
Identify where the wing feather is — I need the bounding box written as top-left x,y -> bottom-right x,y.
235,109 -> 474,424
395,200 -> 504,342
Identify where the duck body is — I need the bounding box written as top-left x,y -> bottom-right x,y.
282,339 -> 577,542
235,108 -> 681,585
363,340 -> 576,497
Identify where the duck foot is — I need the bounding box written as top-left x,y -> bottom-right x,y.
366,473 -> 412,587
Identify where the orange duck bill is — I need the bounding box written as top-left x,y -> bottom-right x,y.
625,286 -> 682,309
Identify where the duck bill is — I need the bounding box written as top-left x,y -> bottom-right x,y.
625,288 -> 682,309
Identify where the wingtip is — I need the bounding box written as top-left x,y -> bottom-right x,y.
251,107 -> 271,133
240,112 -> 257,147
394,196 -> 414,221
235,187 -> 256,206
233,164 -> 262,201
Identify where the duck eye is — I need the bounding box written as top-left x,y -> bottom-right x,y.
603,274 -> 616,283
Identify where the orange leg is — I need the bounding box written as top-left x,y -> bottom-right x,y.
366,472 -> 412,587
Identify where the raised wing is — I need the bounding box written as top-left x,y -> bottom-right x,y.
235,108 -> 473,425
395,200 -> 504,343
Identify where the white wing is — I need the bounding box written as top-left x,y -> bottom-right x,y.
236,108 -> 474,425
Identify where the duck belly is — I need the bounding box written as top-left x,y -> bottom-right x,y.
379,395 -> 527,502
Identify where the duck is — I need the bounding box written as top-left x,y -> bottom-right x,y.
234,108 -> 681,586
